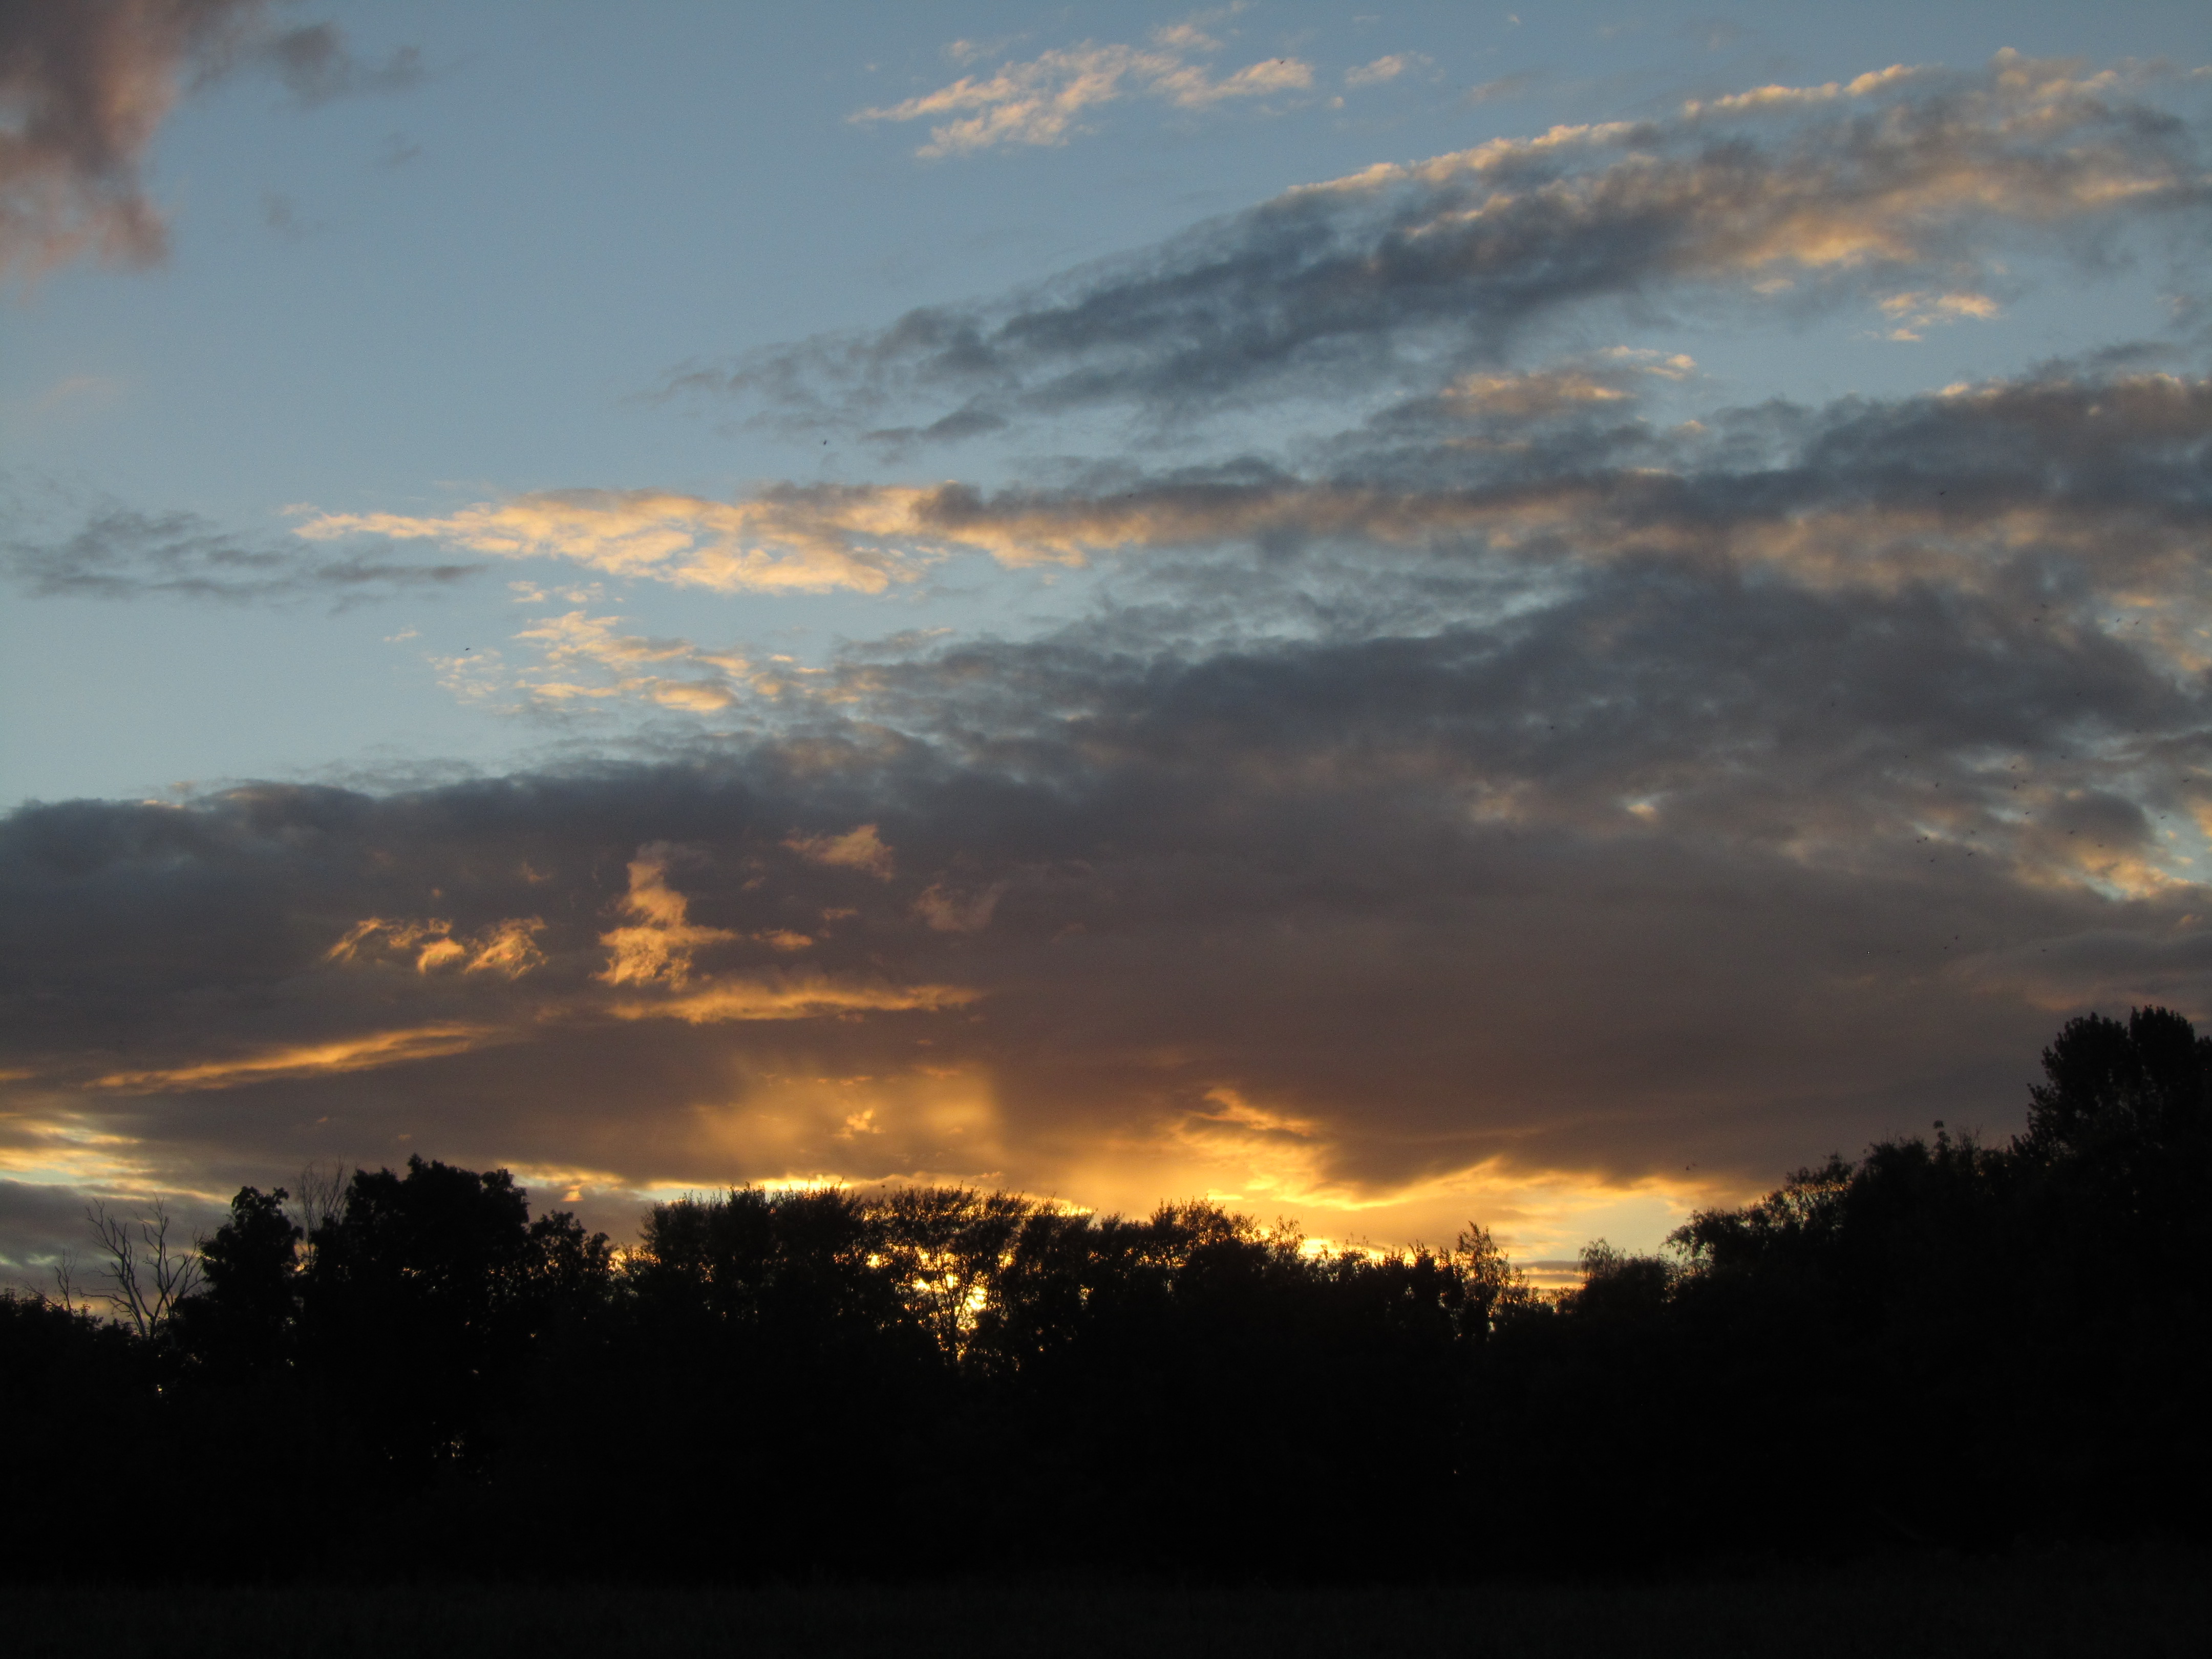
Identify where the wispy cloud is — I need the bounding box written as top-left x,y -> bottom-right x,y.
291,487 -> 1057,595
1345,54 -> 1427,88
257,21 -> 424,109
4,501 -> 481,604
852,30 -> 1313,157
91,1023 -> 502,1094
613,974 -> 979,1025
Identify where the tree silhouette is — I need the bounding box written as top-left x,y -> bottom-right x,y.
12,1008 -> 2209,1584
84,1199 -> 200,1344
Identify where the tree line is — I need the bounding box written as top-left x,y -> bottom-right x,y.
4,1007 -> 2207,1582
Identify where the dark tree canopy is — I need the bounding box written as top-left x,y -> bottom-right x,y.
5,1010 -> 2208,1584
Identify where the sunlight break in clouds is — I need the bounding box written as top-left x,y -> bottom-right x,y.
852,30 -> 1313,157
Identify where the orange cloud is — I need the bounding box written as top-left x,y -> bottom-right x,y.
328,916 -> 546,977
613,975 -> 980,1025
91,1023 -> 499,1094
785,824 -> 896,880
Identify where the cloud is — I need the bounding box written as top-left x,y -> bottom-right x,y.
503,610 -> 773,714
1346,55 -> 1426,88
852,34 -> 1313,157
0,0 -> 266,281
1465,71 -> 1541,105
1877,288 -> 2002,340
700,54 -> 2208,438
613,974 -> 979,1025
3,500 -> 481,604
415,366 -> 2212,641
596,844 -> 738,986
13,335 -> 2212,1254
291,487 -> 1055,594
327,915 -> 546,977
90,1023 -> 502,1094
0,4 -> 422,284
786,824 -> 896,880
257,22 -> 423,109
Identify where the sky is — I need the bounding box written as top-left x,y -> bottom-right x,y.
5,0 -> 2212,1284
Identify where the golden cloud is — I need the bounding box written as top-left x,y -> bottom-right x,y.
91,1023 -> 501,1094
597,846 -> 736,987
328,915 -> 546,977
612,974 -> 981,1025
292,487 -> 990,594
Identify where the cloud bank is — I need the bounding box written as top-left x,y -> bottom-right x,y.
14,349 -> 2212,1271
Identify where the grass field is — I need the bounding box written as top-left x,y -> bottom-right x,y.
5,1550 -> 2206,1658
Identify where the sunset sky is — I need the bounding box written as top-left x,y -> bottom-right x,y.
5,0 -> 2211,1284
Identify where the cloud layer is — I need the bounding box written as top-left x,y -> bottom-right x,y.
14,350 -> 2212,1274
703,55 -> 2208,440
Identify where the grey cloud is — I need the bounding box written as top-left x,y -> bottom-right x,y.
1464,71 -> 1543,105
853,365 -> 2212,622
670,57 -> 2209,441
0,4 -> 426,283
0,1180 -> 104,1292
0,0 -> 269,280
257,22 -> 424,109
3,503 -> 482,604
0,1178 -> 224,1297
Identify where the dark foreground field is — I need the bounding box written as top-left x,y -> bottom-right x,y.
5,1551 -> 2205,1659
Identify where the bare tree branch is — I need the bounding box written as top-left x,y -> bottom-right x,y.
86,1199 -> 202,1343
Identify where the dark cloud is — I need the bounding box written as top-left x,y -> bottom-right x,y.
668,56 -> 2210,441
3,502 -> 482,604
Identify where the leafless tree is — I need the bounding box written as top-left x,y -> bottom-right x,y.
48,1247 -> 82,1313
287,1161 -> 352,1266
86,1200 -> 201,1342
